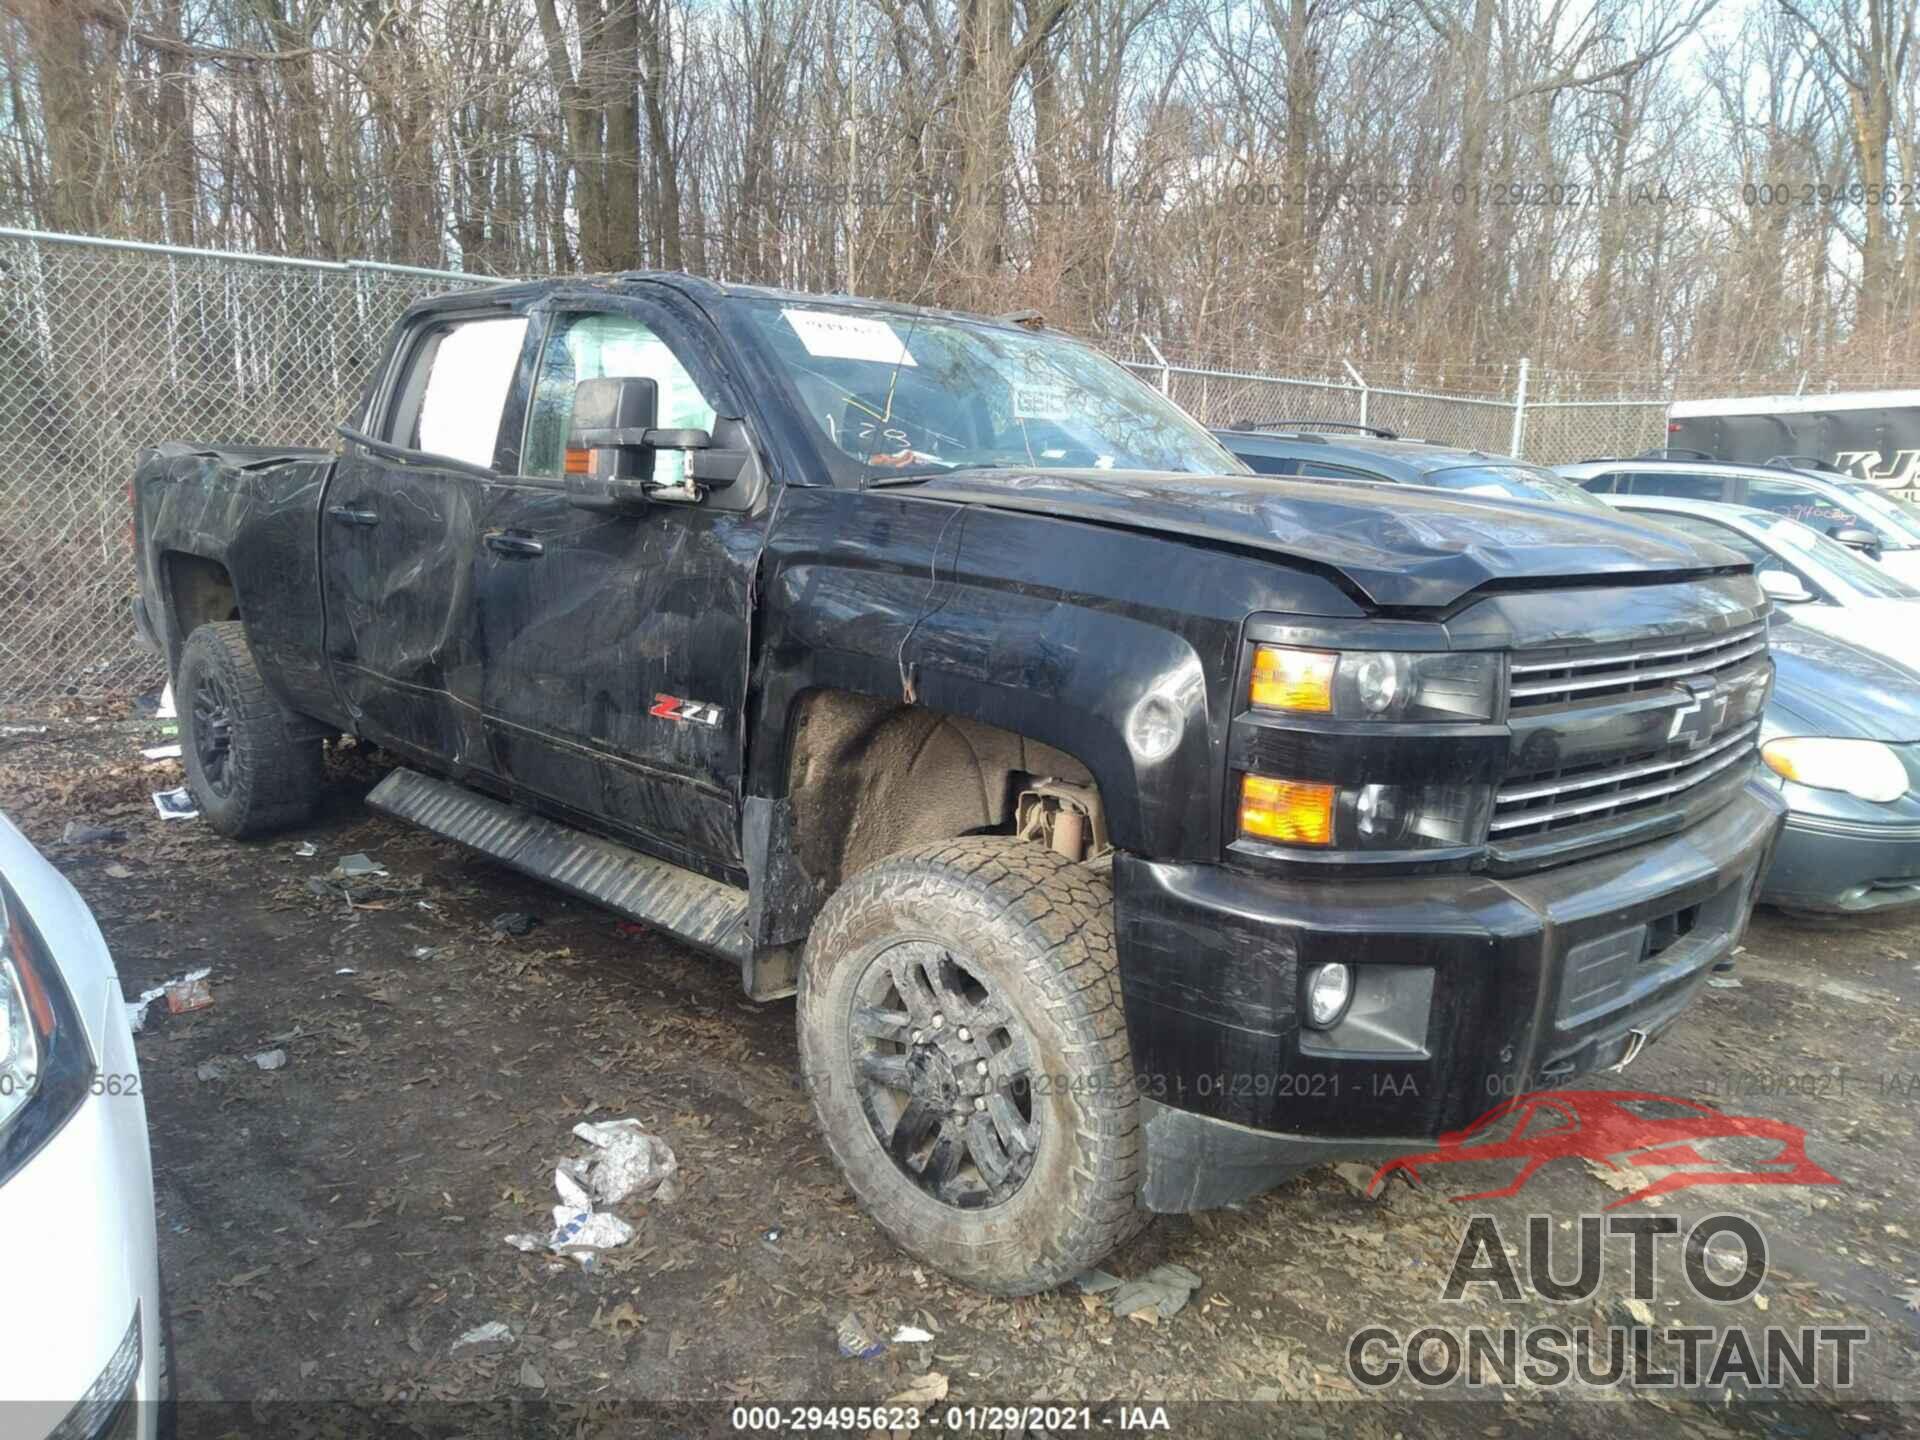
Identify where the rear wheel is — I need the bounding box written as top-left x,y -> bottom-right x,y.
797,837 -> 1143,1294
177,621 -> 323,837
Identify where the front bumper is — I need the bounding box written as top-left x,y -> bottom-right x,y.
1763,811 -> 1920,913
1115,781 -> 1785,1212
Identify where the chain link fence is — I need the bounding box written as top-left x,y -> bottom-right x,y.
1,227 -> 1677,719
0,229 -> 488,717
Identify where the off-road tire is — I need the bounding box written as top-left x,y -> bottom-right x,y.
798,837 -> 1144,1294
177,621 -> 323,838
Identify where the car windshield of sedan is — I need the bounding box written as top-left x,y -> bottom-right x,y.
739,300 -> 1244,481
1764,514 -> 1920,601
1422,463 -> 1615,511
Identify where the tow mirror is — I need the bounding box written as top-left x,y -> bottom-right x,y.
565,376 -> 726,510
1758,569 -> 1815,605
1828,525 -> 1881,557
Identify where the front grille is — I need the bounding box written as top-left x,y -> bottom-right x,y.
1493,720 -> 1759,837
1508,620 -> 1767,712
1493,619 -> 1770,855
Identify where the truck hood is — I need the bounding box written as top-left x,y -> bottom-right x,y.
1768,614 -> 1920,741
898,469 -> 1738,609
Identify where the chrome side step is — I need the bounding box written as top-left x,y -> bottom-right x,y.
366,768 -> 751,964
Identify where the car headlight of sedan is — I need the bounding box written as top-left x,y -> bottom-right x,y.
1761,736 -> 1910,804
1,876 -> 93,1185
1250,645 -> 1503,722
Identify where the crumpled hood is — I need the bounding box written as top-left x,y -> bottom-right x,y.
899,469 -> 1740,608
1768,615 -> 1920,740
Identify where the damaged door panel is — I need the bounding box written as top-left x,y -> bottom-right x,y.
467,298 -> 764,874
319,309 -> 530,772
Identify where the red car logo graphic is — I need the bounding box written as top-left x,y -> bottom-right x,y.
1369,1090 -> 1839,1209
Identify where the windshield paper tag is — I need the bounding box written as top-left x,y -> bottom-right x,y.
1012,383 -> 1074,421
783,308 -> 917,367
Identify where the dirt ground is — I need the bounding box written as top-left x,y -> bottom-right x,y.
4,715 -> 1917,1439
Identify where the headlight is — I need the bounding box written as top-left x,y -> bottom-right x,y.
1762,737 -> 1909,804
1239,774 -> 1492,850
0,876 -> 92,1185
1250,646 -> 1501,722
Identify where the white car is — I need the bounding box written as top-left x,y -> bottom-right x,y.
1588,494 -> 1920,675
0,814 -> 163,1439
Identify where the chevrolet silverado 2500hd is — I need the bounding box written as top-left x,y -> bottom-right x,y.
132,275 -> 1786,1293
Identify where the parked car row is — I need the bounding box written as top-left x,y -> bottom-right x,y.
1216,426 -> 1920,914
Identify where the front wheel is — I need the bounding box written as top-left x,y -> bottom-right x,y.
797,837 -> 1143,1294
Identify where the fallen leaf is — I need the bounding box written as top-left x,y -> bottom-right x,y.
889,1372 -> 949,1405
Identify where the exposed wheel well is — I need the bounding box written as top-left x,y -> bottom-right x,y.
783,690 -> 1105,896
163,552 -> 239,653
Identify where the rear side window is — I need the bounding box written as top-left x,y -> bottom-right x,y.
1625,471 -> 1725,500
1576,472 -> 1621,493
385,315 -> 529,469
1298,460 -> 1379,480
1238,452 -> 1295,476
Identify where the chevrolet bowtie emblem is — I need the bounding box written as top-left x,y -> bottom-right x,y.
1667,678 -> 1729,750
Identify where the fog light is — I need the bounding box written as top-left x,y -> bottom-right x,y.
1305,963 -> 1353,1029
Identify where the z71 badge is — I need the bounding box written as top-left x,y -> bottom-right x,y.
650,694 -> 725,726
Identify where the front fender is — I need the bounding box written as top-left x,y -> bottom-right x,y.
748,487 -> 1365,860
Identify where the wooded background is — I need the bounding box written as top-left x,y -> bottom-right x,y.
1,0 -> 1915,395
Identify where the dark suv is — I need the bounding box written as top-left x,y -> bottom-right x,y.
1214,424 -> 1612,509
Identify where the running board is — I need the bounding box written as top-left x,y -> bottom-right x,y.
366,768 -> 751,966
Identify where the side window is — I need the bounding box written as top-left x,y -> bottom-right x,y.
385,315 -> 529,469
524,312 -> 718,485
1742,478 -> 1856,531
1239,452 -> 1296,477
1625,471 -> 1722,500
1579,471 -> 1622,494
1297,461 -> 1376,480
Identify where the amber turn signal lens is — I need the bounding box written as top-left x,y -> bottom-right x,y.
1239,775 -> 1335,845
564,446 -> 593,476
1250,646 -> 1335,712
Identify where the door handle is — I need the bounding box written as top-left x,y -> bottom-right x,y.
484,531 -> 544,558
328,505 -> 380,527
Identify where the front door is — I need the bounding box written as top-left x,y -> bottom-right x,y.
320,309 -> 530,770
468,296 -> 767,875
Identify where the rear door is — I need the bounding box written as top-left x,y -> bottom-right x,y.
467,293 -> 766,873
321,307 -> 530,769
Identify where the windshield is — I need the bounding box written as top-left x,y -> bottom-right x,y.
738,300 -> 1244,481
1422,463 -> 1615,511
1761,514 -> 1920,601
1834,483 -> 1920,546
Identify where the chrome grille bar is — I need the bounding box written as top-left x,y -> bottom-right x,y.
1497,721 -> 1761,805
1490,739 -> 1756,833
1510,639 -> 1766,700
1510,621 -> 1767,676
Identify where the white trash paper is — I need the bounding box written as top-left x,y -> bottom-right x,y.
503,1118 -> 677,1267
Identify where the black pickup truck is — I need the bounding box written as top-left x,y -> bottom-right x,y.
132,275 -> 1786,1293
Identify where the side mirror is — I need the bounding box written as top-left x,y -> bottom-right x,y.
1828,525 -> 1881,556
565,376 -> 723,510
1759,569 -> 1815,605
